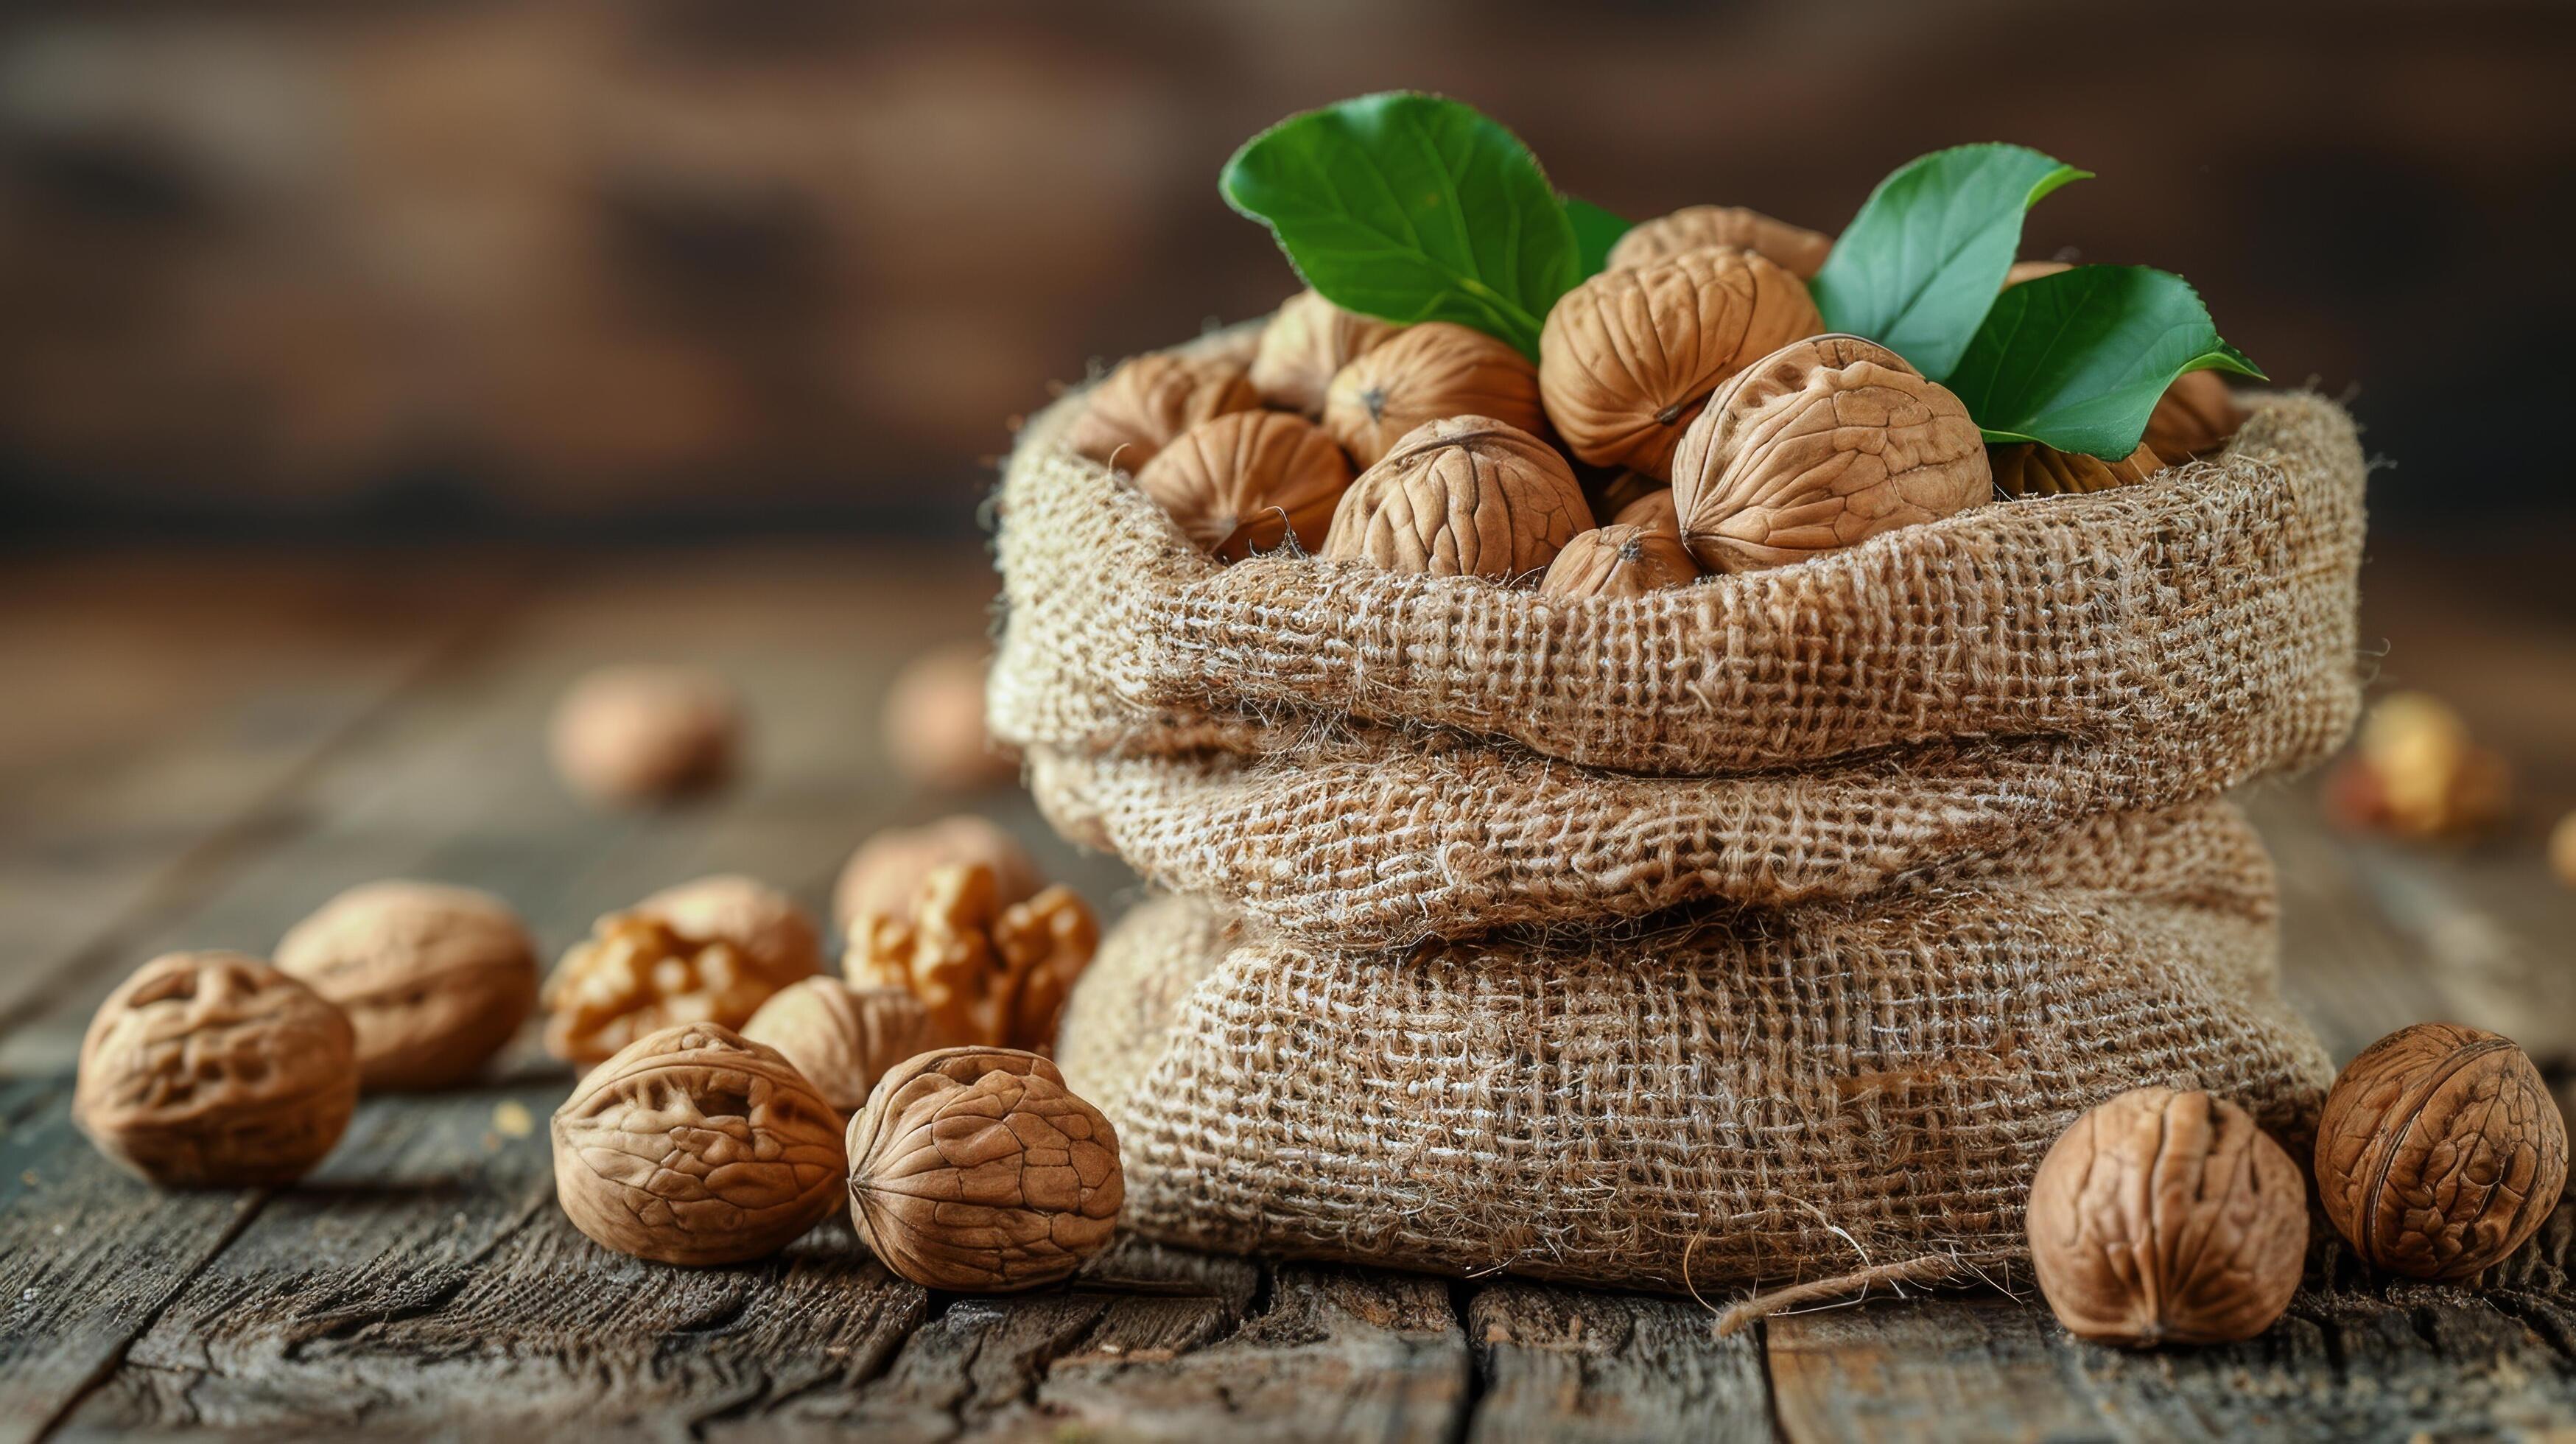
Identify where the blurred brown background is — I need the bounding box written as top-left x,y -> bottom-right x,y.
4,0 -> 2572,542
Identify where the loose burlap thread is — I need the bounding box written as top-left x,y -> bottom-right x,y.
999,331 -> 2367,1294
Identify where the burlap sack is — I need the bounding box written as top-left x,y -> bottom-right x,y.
1058,802 -> 2334,1295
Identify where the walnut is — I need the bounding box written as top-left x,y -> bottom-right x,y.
1583,467 -> 1663,525
543,875 -> 822,1065
549,664 -> 738,804
74,951 -> 358,1186
1612,488 -> 1680,533
2322,692 -> 2512,841
741,978 -> 933,1115
2004,258 -> 2073,288
1063,352 -> 1260,472
1990,441 -> 2165,497
2029,1087 -> 2306,1347
2144,370 -> 2247,464
1320,417 -> 1592,578
848,862 -> 1098,1054
550,1022 -> 846,1264
1538,525 -> 1699,599
835,813 -> 1039,937
845,1046 -> 1121,1291
2554,812 -> 2576,889
1249,289 -> 1403,414
1668,334 -> 1990,572
275,880 -> 538,1091
2315,1023 -> 2568,1280
1604,204 -> 1835,279
1538,246 -> 1824,479
1321,322 -> 1548,468
884,641 -> 1017,791
1136,410 -> 1353,562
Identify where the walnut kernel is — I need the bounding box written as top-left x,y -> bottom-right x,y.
835,814 -> 1039,937
847,862 -> 1098,1054
1322,322 -> 1548,468
1137,410 -> 1352,562
1320,416 -> 1592,579
1251,289 -> 1403,414
1605,205 -> 1834,279
275,880 -> 538,1091
741,978 -> 933,1114
544,875 -> 822,1065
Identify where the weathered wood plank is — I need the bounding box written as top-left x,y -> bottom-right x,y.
1767,1297 -> 2105,1444
1462,1282 -> 1769,1444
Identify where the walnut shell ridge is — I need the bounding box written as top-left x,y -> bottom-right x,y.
543,874 -> 823,1065
1668,334 -> 1990,572
1137,410 -> 1353,563
1320,416 -> 1592,579
1604,204 -> 1835,279
2315,1023 -> 2568,1280
2029,1087 -> 2307,1347
1538,525 -> 1699,600
276,880 -> 538,1091
1250,289 -> 1403,415
1322,322 -> 1547,468
74,950 -> 359,1187
1064,352 -> 1259,473
846,1046 -> 1122,1292
1538,246 -> 1824,479
742,978 -> 933,1115
551,1022 -> 848,1265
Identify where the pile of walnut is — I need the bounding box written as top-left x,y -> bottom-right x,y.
1071,206 -> 2246,597
2029,1022 -> 2566,1347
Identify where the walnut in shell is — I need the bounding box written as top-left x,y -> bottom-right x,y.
1604,204 -> 1835,279
741,978 -> 933,1115
2315,1023 -> 2568,1280
1063,352 -> 1260,473
1320,416 -> 1592,579
1668,334 -> 1990,572
1321,322 -> 1548,468
275,880 -> 538,1091
1250,289 -> 1403,415
2323,692 -> 2513,841
2554,812 -> 2576,889
1612,488 -> 1680,534
551,1022 -> 847,1264
2144,370 -> 2247,464
1538,525 -> 1699,599
1538,246 -> 1825,479
835,814 -> 1039,937
1136,410 -> 1353,562
1990,441 -> 2164,497
549,664 -> 738,804
2029,1087 -> 2306,1347
885,641 -> 1017,791
543,875 -> 823,1065
848,862 -> 1097,1054
74,951 -> 359,1186
846,1046 -> 1122,1291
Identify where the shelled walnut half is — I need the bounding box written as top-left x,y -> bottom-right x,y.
847,862 -> 1098,1054
544,875 -> 823,1065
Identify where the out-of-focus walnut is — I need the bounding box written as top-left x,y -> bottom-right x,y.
1136,410 -> 1353,562
1990,441 -> 2165,497
848,863 -> 1097,1054
845,1046 -> 1121,1292
2554,813 -> 2576,889
2004,258 -> 2073,288
2029,1087 -> 2306,1347
1321,323 -> 1548,468
1250,289 -> 1403,415
835,814 -> 1039,937
741,978 -> 932,1115
1668,334 -> 1990,572
885,641 -> 1017,791
551,1022 -> 846,1264
74,951 -> 358,1186
276,880 -> 538,1091
549,664 -> 738,805
1612,488 -> 1680,533
1320,416 -> 1591,579
1605,205 -> 1835,279
1538,247 -> 1824,480
1582,467 -> 1662,525
2322,692 -> 2512,841
1064,352 -> 1260,472
544,875 -> 822,1065
2316,1023 -> 2567,1280
2144,371 -> 2247,464
1538,525 -> 1699,599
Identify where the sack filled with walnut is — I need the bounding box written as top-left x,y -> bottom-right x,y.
1057,803 -> 2333,1295
994,322 -> 2366,1294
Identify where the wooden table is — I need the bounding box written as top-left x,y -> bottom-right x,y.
4,543 -> 2572,1443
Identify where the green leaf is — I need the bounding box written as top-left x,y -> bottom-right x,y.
1220,92 -> 1579,359
1945,264 -> 2266,458
1810,144 -> 2091,380
1561,194 -> 1629,278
